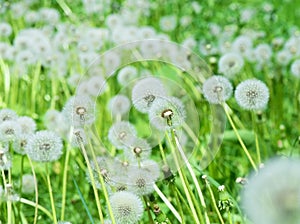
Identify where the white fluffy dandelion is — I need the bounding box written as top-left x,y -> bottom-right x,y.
117,66 -> 138,86
241,157 -> 300,224
148,97 -> 186,131
0,121 -> 21,142
25,130 -> 63,162
218,52 -> 244,78
17,116 -> 36,134
202,75 -> 233,104
132,77 -> 167,113
159,15 -> 177,32
124,137 -> 152,162
291,59 -> 300,78
62,94 -> 95,127
126,168 -> 156,196
235,79 -> 269,111
109,191 -> 144,224
108,94 -> 131,117
0,109 -> 18,123
108,121 -> 137,149
21,174 -> 36,194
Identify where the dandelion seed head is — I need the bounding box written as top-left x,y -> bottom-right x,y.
148,97 -> 186,131
108,94 -> 131,117
17,116 -> 36,134
13,133 -> 31,155
132,77 -> 167,113
25,130 -> 63,162
117,66 -> 138,86
109,191 -> 144,224
108,121 -> 137,149
291,59 -> 300,78
0,120 -> 21,142
21,174 -> 36,194
218,52 -> 244,78
241,158 -> 300,224
0,109 -> 18,123
63,95 -> 95,127
124,137 -> 151,162
127,168 -> 156,196
202,75 -> 233,104
235,79 -> 269,110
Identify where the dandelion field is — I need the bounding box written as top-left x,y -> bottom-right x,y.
0,0 -> 300,223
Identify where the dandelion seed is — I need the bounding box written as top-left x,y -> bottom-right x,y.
218,52 -> 244,78
0,120 -> 21,142
108,121 -> 137,149
62,95 -> 95,127
148,97 -> 186,131
25,130 -> 63,162
0,109 -> 18,123
202,75 -> 233,104
235,79 -> 269,110
291,59 -> 300,78
132,77 -> 167,113
108,94 -> 131,117
109,191 -> 144,224
241,157 -> 300,224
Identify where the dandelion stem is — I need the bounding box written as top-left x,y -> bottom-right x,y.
45,164 -> 58,224
165,133 -> 201,224
204,178 -> 225,224
78,139 -> 105,223
27,156 -> 38,224
222,103 -> 258,171
170,183 -> 184,223
61,145 -> 71,221
172,129 -> 210,224
86,134 -> 116,224
19,198 -> 53,220
153,184 -> 182,223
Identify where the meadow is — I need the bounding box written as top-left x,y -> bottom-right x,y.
0,0 -> 300,223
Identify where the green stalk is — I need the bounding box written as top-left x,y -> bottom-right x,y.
222,103 -> 257,171
45,164 -> 58,224
85,132 -> 116,224
60,145 -> 71,221
165,133 -> 200,224
27,156 -> 39,224
19,198 -> 53,220
77,139 -> 104,223
171,129 -> 210,224
170,183 -> 184,223
203,178 -> 224,224
153,184 -> 182,223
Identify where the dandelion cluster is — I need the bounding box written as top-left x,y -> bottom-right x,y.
0,0 -> 300,223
